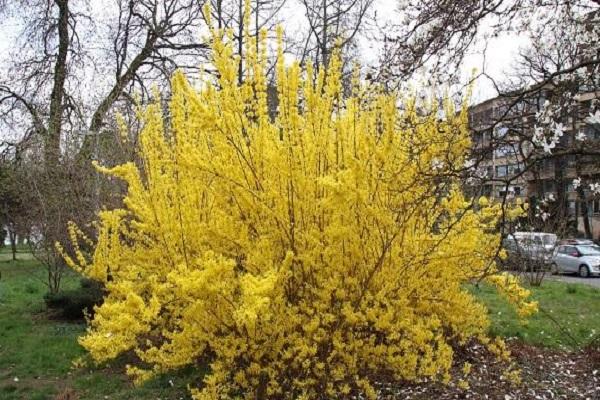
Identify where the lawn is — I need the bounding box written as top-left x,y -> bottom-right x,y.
1,249 -> 599,399
0,249 -> 195,400
471,279 -> 600,349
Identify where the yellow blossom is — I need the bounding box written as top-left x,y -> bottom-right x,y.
62,24 -> 536,400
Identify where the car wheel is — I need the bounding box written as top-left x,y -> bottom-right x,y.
550,263 -> 559,275
579,265 -> 590,278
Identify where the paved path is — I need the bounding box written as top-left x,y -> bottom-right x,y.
546,274 -> 600,288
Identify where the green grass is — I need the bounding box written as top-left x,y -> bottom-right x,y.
0,245 -> 34,262
1,249 -> 599,399
470,280 -> 600,349
0,252 -> 196,399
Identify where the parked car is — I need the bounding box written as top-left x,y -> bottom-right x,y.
502,232 -> 557,266
556,238 -> 594,246
551,243 -> 600,277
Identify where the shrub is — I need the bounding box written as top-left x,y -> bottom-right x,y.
44,279 -> 104,320
24,282 -> 39,294
60,28 -> 536,399
586,334 -> 600,368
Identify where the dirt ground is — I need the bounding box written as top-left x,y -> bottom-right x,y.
375,340 -> 600,400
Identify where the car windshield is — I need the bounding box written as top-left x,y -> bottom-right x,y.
542,235 -> 557,245
577,245 -> 600,255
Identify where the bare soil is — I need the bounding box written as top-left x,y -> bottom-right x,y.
377,340 -> 600,400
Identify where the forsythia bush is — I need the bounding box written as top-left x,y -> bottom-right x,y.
60,26 -> 536,399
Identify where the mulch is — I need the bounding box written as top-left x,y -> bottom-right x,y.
37,338 -> 600,399
371,339 -> 600,400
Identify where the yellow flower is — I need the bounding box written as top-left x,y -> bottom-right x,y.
60,22 -> 536,400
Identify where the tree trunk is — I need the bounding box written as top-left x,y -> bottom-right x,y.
321,0 -> 328,68
577,186 -> 592,238
8,228 -> 17,261
255,0 -> 260,56
46,0 -> 70,168
238,0 -> 244,85
575,152 -> 592,238
554,156 -> 566,231
216,0 -> 223,28
78,30 -> 158,161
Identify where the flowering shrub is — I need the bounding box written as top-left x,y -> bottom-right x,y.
60,27 -> 536,399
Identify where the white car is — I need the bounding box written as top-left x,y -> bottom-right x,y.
502,232 -> 557,265
551,243 -> 600,277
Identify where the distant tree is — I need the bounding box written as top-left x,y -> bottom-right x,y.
0,0 -> 209,163
0,156 -> 30,261
376,1 -> 600,241
203,0 -> 287,83
378,0 -> 600,85
0,0 -> 209,291
296,0 -> 373,69
507,8 -> 600,238
0,227 -> 6,250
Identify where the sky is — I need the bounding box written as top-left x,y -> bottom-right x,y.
0,0 -> 529,107
460,31 -> 531,102
279,0 -> 531,103
369,0 -> 531,102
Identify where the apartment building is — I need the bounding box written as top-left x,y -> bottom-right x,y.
468,89 -> 600,237
468,94 -> 531,202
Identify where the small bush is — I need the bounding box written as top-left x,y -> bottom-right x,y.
80,277 -> 103,291
24,282 -> 39,294
586,334 -> 600,368
44,280 -> 104,320
566,285 -> 577,294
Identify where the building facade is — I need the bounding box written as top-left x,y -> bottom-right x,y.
468,88 -> 600,237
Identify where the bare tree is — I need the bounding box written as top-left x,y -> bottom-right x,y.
295,0 -> 374,69
0,154 -> 31,261
203,0 -> 286,84
0,0 -> 209,163
381,2 -> 600,242
0,0 -> 209,292
378,0 -> 600,83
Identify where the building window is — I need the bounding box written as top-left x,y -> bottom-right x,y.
495,165 -> 508,177
494,144 -> 514,157
536,92 -> 547,110
507,163 -> 521,175
514,186 -> 522,196
482,185 -> 492,197
494,126 -> 508,139
589,199 -> 600,214
544,181 -> 556,193
585,125 -> 600,140
482,130 -> 491,143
